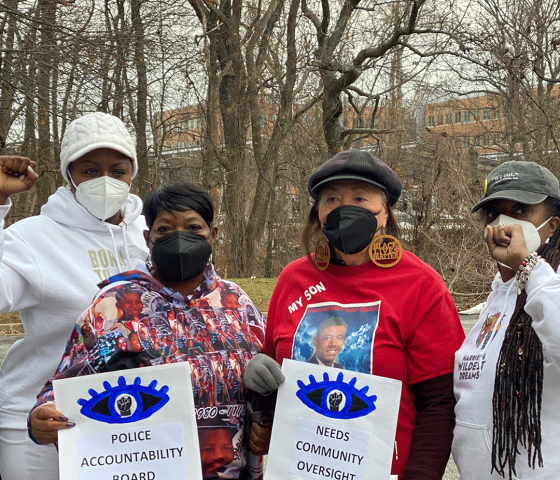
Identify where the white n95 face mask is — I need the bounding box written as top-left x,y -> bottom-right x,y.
488,214 -> 552,253
71,176 -> 130,220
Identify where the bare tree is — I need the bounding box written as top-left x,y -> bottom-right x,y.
442,0 -> 560,161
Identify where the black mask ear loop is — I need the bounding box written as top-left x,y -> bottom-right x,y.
328,242 -> 345,266
145,234 -> 157,272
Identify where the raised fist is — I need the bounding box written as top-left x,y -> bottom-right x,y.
0,156 -> 39,203
328,391 -> 343,411
117,395 -> 132,416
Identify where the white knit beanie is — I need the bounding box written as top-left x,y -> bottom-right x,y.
60,112 -> 138,183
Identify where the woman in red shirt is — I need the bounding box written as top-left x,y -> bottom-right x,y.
245,150 -> 465,480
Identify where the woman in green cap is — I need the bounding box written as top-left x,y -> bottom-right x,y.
453,160 -> 560,480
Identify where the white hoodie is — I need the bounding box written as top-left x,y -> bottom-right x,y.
0,187 -> 148,430
453,260 -> 560,480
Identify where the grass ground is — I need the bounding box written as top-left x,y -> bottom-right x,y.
228,277 -> 277,312
0,278 -> 279,328
0,311 -> 20,324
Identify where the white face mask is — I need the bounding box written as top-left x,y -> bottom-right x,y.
488,214 -> 552,254
70,176 -> 130,220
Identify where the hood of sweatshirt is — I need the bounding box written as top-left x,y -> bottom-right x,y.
40,186 -> 143,232
99,264 -> 220,306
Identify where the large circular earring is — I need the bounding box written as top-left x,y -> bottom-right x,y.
368,234 -> 403,268
314,236 -> 330,270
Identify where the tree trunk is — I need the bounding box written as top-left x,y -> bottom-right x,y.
130,0 -> 149,198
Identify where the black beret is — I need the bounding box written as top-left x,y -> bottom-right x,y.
308,149 -> 402,206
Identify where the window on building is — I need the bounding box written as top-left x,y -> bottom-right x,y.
446,113 -> 452,125
483,134 -> 490,147
455,112 -> 461,124
193,119 -> 198,129
437,114 -> 443,126
305,115 -> 313,126
413,118 -> 417,128
483,108 -> 490,121
272,115 -> 278,124
187,120 -> 192,129
493,133 -> 499,145
428,116 -> 435,127
473,136 -> 479,147
261,115 -> 268,128
472,110 -> 480,121
493,108 -> 499,120
464,136 -> 470,145
464,111 -> 471,123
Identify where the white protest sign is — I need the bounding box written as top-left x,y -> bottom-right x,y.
54,362 -> 202,480
265,359 -> 401,480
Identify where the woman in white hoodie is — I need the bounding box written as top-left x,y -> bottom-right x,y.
453,161 -> 560,480
0,112 -> 148,480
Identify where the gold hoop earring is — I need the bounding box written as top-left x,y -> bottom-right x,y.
368,235 -> 403,268
314,237 -> 330,270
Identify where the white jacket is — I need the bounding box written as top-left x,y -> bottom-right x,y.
0,187 -> 148,430
453,261 -> 560,480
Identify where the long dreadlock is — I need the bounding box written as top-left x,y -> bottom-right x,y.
491,197 -> 560,478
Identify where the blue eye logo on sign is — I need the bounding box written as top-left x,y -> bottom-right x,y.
296,372 -> 377,419
77,376 -> 170,424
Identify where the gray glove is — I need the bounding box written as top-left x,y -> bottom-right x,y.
244,353 -> 285,394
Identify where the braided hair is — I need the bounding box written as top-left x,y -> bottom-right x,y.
491,197 -> 560,478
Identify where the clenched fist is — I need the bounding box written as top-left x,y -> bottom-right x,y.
117,395 -> 133,416
0,156 -> 39,204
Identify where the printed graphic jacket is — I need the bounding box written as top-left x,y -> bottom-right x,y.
0,187 -> 148,431
453,261 -> 560,480
33,266 -> 265,480
264,252 -> 465,480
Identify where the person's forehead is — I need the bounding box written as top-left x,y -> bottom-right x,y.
485,199 -> 524,209
74,148 -> 131,163
319,325 -> 346,334
155,208 -> 203,223
200,429 -> 230,443
122,292 -> 140,299
484,198 -> 543,211
321,180 -> 383,194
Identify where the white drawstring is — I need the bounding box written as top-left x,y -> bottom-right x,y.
103,217 -> 133,271
120,222 -> 132,268
104,223 -> 120,269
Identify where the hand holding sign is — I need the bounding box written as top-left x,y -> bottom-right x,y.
30,403 -> 76,445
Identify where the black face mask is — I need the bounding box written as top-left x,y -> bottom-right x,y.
322,205 -> 379,255
150,231 -> 212,282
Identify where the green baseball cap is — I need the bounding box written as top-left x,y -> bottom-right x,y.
472,161 -> 560,213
